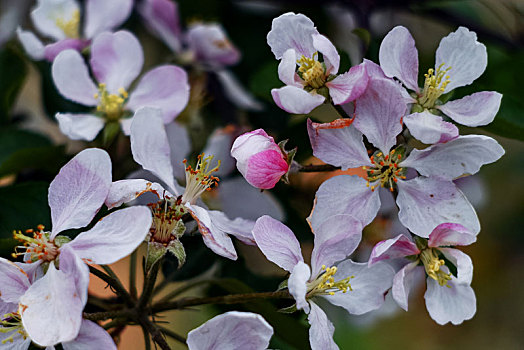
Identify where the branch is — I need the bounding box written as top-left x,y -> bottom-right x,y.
89,265 -> 134,306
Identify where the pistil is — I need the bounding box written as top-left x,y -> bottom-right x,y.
55,9 -> 80,39
297,52 -> 326,89
363,149 -> 406,192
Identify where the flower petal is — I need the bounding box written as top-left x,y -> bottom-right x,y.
84,0 -> 133,39
62,319 -> 116,350
424,274 -> 476,325
139,0 -> 182,53
308,175 -> 381,230
326,62 -> 369,105
400,135 -> 505,180
0,258 -> 30,303
437,91 -> 502,127
186,23 -> 240,68
307,118 -> 371,170
166,121 -> 191,180
51,49 -> 98,106
16,28 -> 45,60
289,261 -> 311,312
58,245 -> 90,305
187,311 -> 273,350
245,149 -> 289,189
278,49 -> 302,87
55,113 -> 105,141
44,38 -> 88,63
439,248 -> 473,285
379,26 -> 419,92
435,27 -> 487,92
90,30 -> 143,93
130,107 -> 177,193
206,210 -> 255,246
20,264 -> 84,346
126,65 -> 190,124
49,148 -> 111,237
353,77 -> 405,153
31,0 -> 79,41
307,302 -> 339,350
271,85 -> 325,114
312,34 -> 339,74
403,111 -> 459,144
202,126 -> 236,178
267,12 -> 318,59
105,179 -> 169,209
251,215 -> 303,273
310,214 -> 363,278
391,261 -> 423,311
428,223 -> 476,247
396,177 -> 480,237
368,234 -> 419,266
66,206 -> 151,265
326,260 -> 394,315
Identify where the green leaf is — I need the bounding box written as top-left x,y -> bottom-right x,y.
0,47 -> 27,123
249,61 -> 280,102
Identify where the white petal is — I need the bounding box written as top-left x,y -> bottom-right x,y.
16,28 -> 45,60
31,0 -> 80,41
439,248 -> 473,285
307,302 -> 339,350
166,121 -> 191,180
62,319 -> 116,350
437,91 -> 502,127
267,12 -> 318,59
215,70 -> 264,111
368,234 -> 419,266
55,113 -> 105,141
403,111 -> 458,144
105,179 -> 169,209
206,210 -> 255,246
289,261 -> 311,312
391,262 -> 422,311
0,258 -> 30,303
277,49 -> 301,87
271,86 -> 325,114
84,0 -> 133,39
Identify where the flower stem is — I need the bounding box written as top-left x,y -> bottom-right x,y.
138,257 -> 162,310
157,326 -> 187,345
129,250 -> 138,299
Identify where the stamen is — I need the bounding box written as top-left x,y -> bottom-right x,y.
181,154 -> 221,205
308,265 -> 354,296
1,312 -> 27,344
55,9 -> 80,39
420,248 -> 452,287
94,83 -> 128,121
418,63 -> 452,108
12,225 -> 58,263
297,52 -> 326,89
147,196 -> 186,244
365,148 -> 405,192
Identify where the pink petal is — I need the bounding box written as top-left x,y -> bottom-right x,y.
437,91 -> 502,127
379,26 -> 419,92
231,129 -> 281,175
84,0 -> 133,39
307,302 -> 338,350
312,34 -> 339,74
428,223 -> 476,247
368,234 -> 419,266
139,0 -> 182,53
0,258 -> 30,303
251,215 -> 303,273
392,261 -> 422,311
186,23 -> 240,67
289,261 -> 311,312
44,38 -> 88,61
403,111 -> 459,144
55,113 -> 105,141
90,31 -> 143,93
307,118 -> 371,170
326,62 -> 369,105
16,28 -> 45,60
49,148 -> 112,237
267,12 -> 318,59
52,50 -> 98,106
245,149 -> 289,189
271,85 -> 325,114
62,319 -> 116,350
127,65 -> 190,124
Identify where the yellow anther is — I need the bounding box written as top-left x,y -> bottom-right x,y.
418,63 -> 452,108
55,9 -> 80,39
308,265 -> 354,296
297,52 -> 326,89
366,149 -> 405,193
182,154 -> 221,204
95,83 -> 128,120
420,248 -> 452,287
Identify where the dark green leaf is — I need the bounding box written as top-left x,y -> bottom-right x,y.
0,47 -> 27,123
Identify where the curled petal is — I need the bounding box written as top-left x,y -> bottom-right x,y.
55,113 -> 105,141
271,86 -> 325,114
289,261 -> 311,312
439,248 -> 473,285
403,111 -> 458,144
368,234 -> 419,266
312,34 -> 339,74
105,179 -> 169,209
326,62 -> 369,105
437,91 -> 502,127
278,49 -> 302,87
428,223 -> 476,247
392,261 -> 423,311
267,12 -> 318,59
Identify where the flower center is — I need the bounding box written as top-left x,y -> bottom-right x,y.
363,149 -> 406,192
417,63 -> 451,109
147,195 -> 186,244
297,52 -> 326,89
420,248 -> 452,287
55,9 -> 80,39
94,83 -> 128,121
181,154 -> 220,205
0,312 -> 27,344
308,265 -> 354,296
12,225 -> 59,263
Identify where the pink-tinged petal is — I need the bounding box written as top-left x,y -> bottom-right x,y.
231,129 -> 281,177
189,205 -> 237,260
424,273 -> 476,325
52,50 -> 98,106
267,12 -> 318,59
16,28 -> 45,60
326,62 -> 369,105
251,215 -> 303,273
353,77 -> 405,153
15,261 -> 43,285
396,177 -> 480,238
0,258 -> 30,303
139,0 -> 182,53
310,215 -> 363,277
437,91 -> 502,127
207,210 -> 255,246
20,264 -> 83,346
428,223 -> 476,247
186,23 -> 240,67
218,177 -> 285,222
58,245 -> 89,305
278,49 -> 302,87
271,86 -> 325,114
62,319 -> 116,350
307,302 -> 339,350
379,26 -> 419,92
435,27 -> 487,92
312,34 -> 339,74
66,206 -> 151,265
44,38 -> 87,61
245,149 -> 289,189
31,0 -> 79,41
55,113 -> 104,141
307,118 -> 371,170
308,175 -> 381,230
165,121 -> 191,180
368,234 -> 419,266
84,0 -> 133,39
439,248 -> 473,285
326,260 -> 394,315
130,107 -> 177,192
90,31 -> 143,93
187,311 -> 273,350
127,65 -> 190,124
105,179 -> 170,209
362,59 -> 416,104
49,148 -> 111,237
403,111 -> 458,144
215,70 -> 264,111
392,261 -> 423,311
289,261 -> 311,312
400,135 -> 505,180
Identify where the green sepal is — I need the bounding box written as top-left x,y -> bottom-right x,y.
410,104 -> 424,113
316,86 -> 330,99
278,139 -> 297,185
275,279 -> 288,292
167,239 -> 186,269
278,303 -> 298,314
102,121 -> 120,147
173,219 -> 186,239
414,236 -> 428,251
145,241 -> 167,273
53,235 -> 72,247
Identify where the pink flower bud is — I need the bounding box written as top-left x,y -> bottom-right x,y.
231,129 -> 289,189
